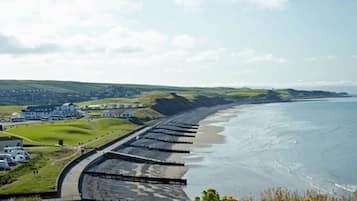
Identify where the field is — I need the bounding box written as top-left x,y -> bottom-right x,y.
5,118 -> 138,146
224,88 -> 269,97
0,147 -> 78,193
0,105 -> 24,119
78,91 -> 175,107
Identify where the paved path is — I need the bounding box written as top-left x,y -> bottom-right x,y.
56,126 -> 154,201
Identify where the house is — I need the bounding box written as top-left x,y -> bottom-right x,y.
14,103 -> 79,120
0,136 -> 23,150
101,110 -> 134,119
11,112 -> 25,122
86,105 -> 104,110
84,103 -> 145,110
119,111 -> 134,118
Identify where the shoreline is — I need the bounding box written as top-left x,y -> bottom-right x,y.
79,99 -> 326,201
80,103 -> 238,201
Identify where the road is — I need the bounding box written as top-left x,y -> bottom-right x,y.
54,126 -> 154,201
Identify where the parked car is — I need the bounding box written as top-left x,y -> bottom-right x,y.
0,154 -> 16,165
0,160 -> 10,170
11,150 -> 30,162
4,147 -> 30,162
4,146 -> 24,153
12,154 -> 28,162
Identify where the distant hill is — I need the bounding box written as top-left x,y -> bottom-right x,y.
0,80 -> 350,105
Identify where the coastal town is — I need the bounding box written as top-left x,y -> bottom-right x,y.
0,81 -> 352,201
0,101 -> 145,174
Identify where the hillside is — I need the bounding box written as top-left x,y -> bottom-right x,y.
0,80 -> 349,106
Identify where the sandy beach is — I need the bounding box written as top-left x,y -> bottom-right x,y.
81,104 -> 237,201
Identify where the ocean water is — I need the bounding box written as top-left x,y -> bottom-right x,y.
184,97 -> 357,198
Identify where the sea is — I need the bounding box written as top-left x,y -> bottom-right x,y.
184,97 -> 357,198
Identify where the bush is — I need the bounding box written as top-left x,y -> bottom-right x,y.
193,188 -> 357,201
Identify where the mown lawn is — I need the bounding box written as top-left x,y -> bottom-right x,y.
0,105 -> 24,119
0,147 -> 78,193
6,118 -> 138,146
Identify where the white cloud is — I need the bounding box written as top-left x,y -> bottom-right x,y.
0,34 -> 61,55
304,55 -> 337,62
248,0 -> 288,9
186,48 -> 226,63
185,0 -> 289,10
352,55 -> 357,59
172,34 -> 196,48
233,49 -> 287,64
174,0 -> 203,11
0,0 -> 143,45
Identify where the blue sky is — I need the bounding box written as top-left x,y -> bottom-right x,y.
0,0 -> 356,89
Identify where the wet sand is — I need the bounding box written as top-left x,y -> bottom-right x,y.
81,104 -> 237,201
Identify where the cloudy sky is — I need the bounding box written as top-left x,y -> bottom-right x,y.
1,0 -> 357,88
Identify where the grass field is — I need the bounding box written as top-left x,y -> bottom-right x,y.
78,91 -> 175,107
5,118 -> 138,146
0,105 -> 24,119
224,88 -> 269,97
0,147 -> 78,193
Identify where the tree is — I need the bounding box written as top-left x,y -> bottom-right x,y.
192,189 -> 238,201
222,196 -> 238,201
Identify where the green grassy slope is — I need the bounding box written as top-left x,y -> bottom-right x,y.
0,80 -> 198,94
5,118 -> 138,145
0,80 -> 348,107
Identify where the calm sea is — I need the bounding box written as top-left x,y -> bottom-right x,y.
184,97 -> 357,198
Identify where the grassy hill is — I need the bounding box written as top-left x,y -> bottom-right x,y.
0,80 -> 349,106
4,118 -> 138,146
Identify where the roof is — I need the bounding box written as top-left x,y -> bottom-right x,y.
63,103 -> 76,106
24,105 -> 60,112
0,136 -> 22,141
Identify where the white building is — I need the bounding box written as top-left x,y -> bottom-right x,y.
101,110 -> 134,119
13,103 -> 79,120
85,103 -> 145,110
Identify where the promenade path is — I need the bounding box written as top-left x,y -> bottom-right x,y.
47,126 -> 153,201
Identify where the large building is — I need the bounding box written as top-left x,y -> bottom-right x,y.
84,103 -> 145,110
0,136 -> 23,150
101,110 -> 134,119
13,103 -> 79,120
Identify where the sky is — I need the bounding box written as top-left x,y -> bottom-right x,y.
0,0 -> 357,90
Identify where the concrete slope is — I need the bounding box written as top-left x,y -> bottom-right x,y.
59,126 -> 152,201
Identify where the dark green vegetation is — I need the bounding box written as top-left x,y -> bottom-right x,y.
192,188 -> 357,201
0,80 -> 349,105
